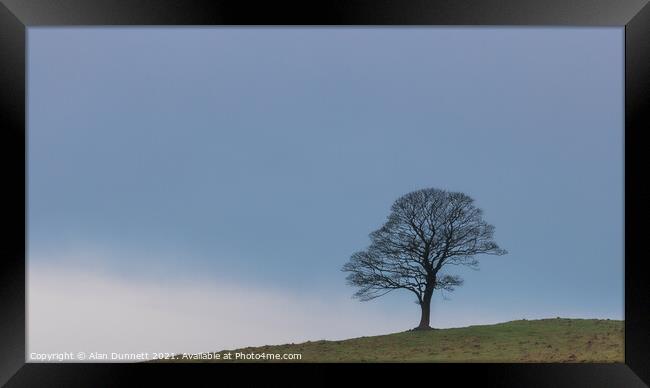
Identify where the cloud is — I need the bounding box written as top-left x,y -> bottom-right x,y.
28,253 -> 621,363
27,263 -> 410,362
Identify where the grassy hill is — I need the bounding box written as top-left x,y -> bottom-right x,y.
160,318 -> 623,363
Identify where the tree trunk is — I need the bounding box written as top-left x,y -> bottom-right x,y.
415,290 -> 433,330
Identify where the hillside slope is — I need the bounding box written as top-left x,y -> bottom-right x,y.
161,318 -> 623,363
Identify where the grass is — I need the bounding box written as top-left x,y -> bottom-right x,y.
157,318 -> 624,363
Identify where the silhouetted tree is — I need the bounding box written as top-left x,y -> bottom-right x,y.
342,188 -> 507,330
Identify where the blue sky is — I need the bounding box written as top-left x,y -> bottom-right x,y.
27,27 -> 624,356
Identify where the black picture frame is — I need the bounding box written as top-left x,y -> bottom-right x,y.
1,0 -> 648,386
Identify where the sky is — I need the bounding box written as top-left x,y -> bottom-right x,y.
27,27 -> 624,360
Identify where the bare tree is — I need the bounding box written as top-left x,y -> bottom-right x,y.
342,188 -> 507,330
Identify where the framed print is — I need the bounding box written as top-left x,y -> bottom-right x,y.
1,0 -> 648,386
